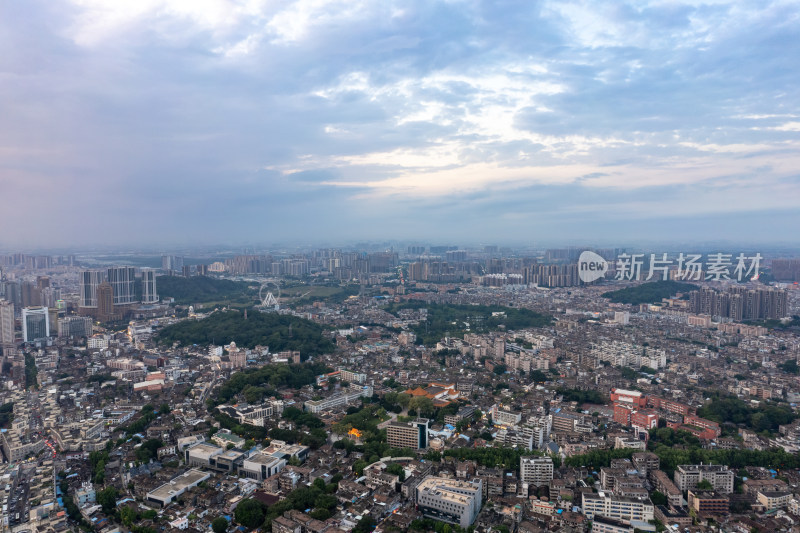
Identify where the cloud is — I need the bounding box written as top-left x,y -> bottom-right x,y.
1,0 -> 799,247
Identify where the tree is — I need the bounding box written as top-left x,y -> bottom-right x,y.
493,364 -> 507,375
779,359 -> 799,375
159,403 -> 171,414
650,491 -> 667,506
697,479 -> 713,490
310,509 -> 331,520
97,486 -> 118,514
353,460 -> 368,476
386,462 -> 406,481
409,396 -> 435,417
314,493 -> 337,512
353,515 -> 376,533
396,393 -> 411,409
212,517 -> 229,533
120,506 -> 137,527
530,370 -> 548,382
234,499 -> 266,529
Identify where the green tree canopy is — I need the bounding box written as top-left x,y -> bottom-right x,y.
234,499 -> 266,529
212,517 -> 229,533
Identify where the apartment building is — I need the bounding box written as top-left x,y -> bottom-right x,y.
674,464 -> 734,494
416,476 -> 483,528
688,490 -> 729,515
581,492 -> 654,522
386,419 -> 429,450
520,456 -> 554,486
303,384 -> 373,413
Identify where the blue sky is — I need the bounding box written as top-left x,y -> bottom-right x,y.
1,0 -> 799,247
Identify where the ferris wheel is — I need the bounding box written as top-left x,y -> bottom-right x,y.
259,280 -> 281,310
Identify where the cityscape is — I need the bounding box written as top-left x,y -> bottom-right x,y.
3,1 -> 800,533
0,245 -> 799,533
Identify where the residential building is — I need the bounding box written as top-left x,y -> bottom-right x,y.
757,491 -> 792,511
490,404 -> 522,426
631,452 -> 659,476
107,266 -> 136,305
303,384 -> 373,413
386,419 -> 429,450
520,456 -> 553,486
0,299 -> 14,347
650,470 -> 682,507
416,476 -> 482,528
688,490 -> 729,515
58,316 -> 93,338
674,464 -> 734,494
581,492 -> 654,522
141,268 -> 158,304
591,515 -> 634,533
79,270 -> 103,308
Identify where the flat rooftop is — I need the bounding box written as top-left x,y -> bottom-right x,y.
417,477 -> 480,506
148,469 -> 209,501
245,453 -> 283,466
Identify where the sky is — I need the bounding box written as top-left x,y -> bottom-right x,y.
1,0 -> 799,249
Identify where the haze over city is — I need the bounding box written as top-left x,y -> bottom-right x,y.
1,0 -> 799,248
4,4 -> 800,530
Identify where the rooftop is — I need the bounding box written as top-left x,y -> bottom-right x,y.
148,469 -> 209,500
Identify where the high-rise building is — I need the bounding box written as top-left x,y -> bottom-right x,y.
97,282 -> 118,322
0,281 -> 21,309
80,270 -> 104,308
0,300 -> 14,347
39,287 -> 60,308
141,268 -> 159,304
162,255 -> 184,273
690,286 -> 788,320
107,266 -> 136,305
771,259 -> 800,282
21,280 -> 40,307
22,307 -> 49,342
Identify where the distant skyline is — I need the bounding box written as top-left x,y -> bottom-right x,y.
2,1 -> 799,248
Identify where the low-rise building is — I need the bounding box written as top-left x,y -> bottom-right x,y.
240,454 -> 286,481
520,456 -> 553,486
581,492 -> 654,523
688,490 -> 729,516
757,491 -> 792,511
146,469 -> 211,507
674,464 -> 734,494
416,476 -> 482,528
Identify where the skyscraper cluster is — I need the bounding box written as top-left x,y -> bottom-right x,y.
79,266 -> 157,321
689,286 -> 788,320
